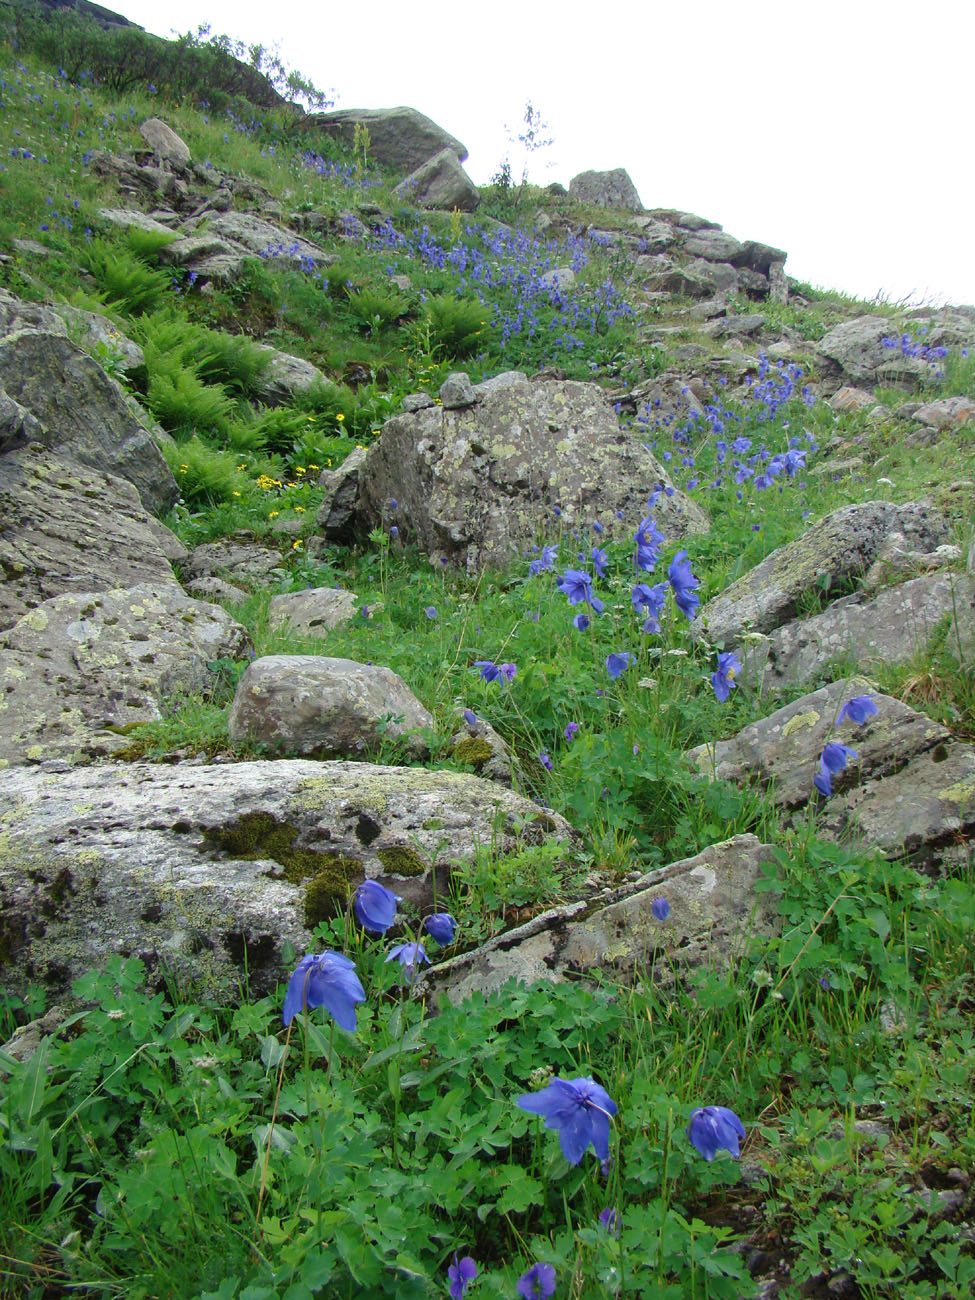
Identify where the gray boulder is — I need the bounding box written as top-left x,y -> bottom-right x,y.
682,229 -> 744,262
912,396 -> 975,431
253,345 -> 330,406
731,240 -> 788,272
316,446 -> 368,543
696,500 -> 949,646
0,329 -> 177,515
0,445 -> 184,632
0,583 -> 250,767
0,389 -> 44,453
267,587 -> 360,637
392,148 -> 480,212
448,709 -> 514,786
182,538 -> 286,587
50,303 -> 145,381
817,317 -> 929,387
228,655 -> 435,759
307,107 -> 468,173
422,835 -> 779,1004
569,168 -> 643,211
0,757 -> 571,1004
348,376 -> 708,573
645,209 -> 721,231
139,117 -> 190,166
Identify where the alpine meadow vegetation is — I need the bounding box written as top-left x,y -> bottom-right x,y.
1,7 -> 974,1299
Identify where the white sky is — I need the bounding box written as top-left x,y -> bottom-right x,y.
118,0 -> 975,307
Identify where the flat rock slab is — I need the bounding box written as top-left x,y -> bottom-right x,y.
268,587 -> 359,636
696,500 -> 948,646
0,446 -> 184,632
0,758 -> 572,1005
0,330 -> 177,515
686,677 -> 950,811
355,376 -> 708,573
182,538 -> 286,586
422,835 -> 778,1004
0,582 -> 250,767
753,572 -> 975,690
228,654 -> 435,760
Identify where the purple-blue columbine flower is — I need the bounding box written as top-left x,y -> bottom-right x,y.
529,544 -> 558,576
634,514 -> 665,572
599,1207 -> 620,1237
282,951 -> 365,1030
423,913 -> 457,947
632,581 -> 668,634
424,606 -> 438,619
557,568 -> 604,614
837,695 -> 878,726
564,721 -> 579,742
463,708 -> 477,726
651,896 -> 670,921
474,659 -> 515,683
573,612 -> 590,631
590,546 -> 608,578
516,1262 -> 557,1300
712,651 -> 743,703
686,1106 -> 746,1161
539,749 -> 553,771
499,662 -> 517,683
813,742 -> 858,797
668,550 -> 701,620
606,651 -> 634,680
353,880 -> 399,933
386,941 -> 430,979
447,1254 -> 477,1300
517,1075 -> 617,1165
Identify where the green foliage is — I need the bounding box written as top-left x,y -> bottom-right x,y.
145,358 -> 234,436
122,225 -> 178,263
421,292 -> 489,358
81,240 -> 172,316
345,285 -> 411,333
162,434 -> 253,505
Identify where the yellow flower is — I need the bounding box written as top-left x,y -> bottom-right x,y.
292,539 -> 303,550
295,466 -> 306,475
335,413 -> 345,422
268,510 -> 279,518
236,464 -> 247,471
232,490 -> 241,497
294,505 -> 306,513
308,463 -> 320,470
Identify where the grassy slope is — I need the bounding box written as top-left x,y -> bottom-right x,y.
1,28 -> 974,1300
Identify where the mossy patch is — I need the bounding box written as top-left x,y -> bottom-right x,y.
376,844 -> 427,877
452,736 -> 494,767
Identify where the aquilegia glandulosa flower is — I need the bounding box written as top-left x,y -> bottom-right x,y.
386,941 -> 430,979
711,651 -> 743,703
353,879 -> 398,933
686,1105 -> 746,1161
667,549 -> 701,620
447,1253 -> 477,1299
837,694 -> 878,726
813,741 -> 858,797
517,1075 -> 617,1165
283,951 -> 365,1031
423,913 -> 457,947
517,1262 -> 556,1300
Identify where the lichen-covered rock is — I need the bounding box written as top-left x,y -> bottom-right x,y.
316,445 -> 368,542
0,329 -> 177,514
422,835 -> 778,1004
696,500 -> 949,646
139,116 -> 191,166
307,107 -> 468,172
568,168 -> 643,210
50,303 -> 145,382
0,445 -> 184,631
252,345 -> 330,406
392,148 -> 480,212
682,229 -> 743,262
268,587 -> 359,637
0,758 -> 572,1004
751,573 -> 975,690
181,538 -> 286,587
912,395 -> 975,431
0,583 -> 251,767
354,376 -> 708,573
817,317 -> 929,387
448,709 -> 513,785
228,655 -> 435,759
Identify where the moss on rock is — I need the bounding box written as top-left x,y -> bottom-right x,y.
376,844 -> 427,877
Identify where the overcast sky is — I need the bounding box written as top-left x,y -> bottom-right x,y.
118,0 -> 975,308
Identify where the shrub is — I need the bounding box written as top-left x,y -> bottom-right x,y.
82,241 -> 172,316
421,292 -> 488,358
161,435 -> 253,506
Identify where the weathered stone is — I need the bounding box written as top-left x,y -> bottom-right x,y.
473,370 -> 529,399
862,533 -> 966,590
267,588 -> 359,637
539,267 -> 576,293
422,835 -> 779,1004
645,209 -> 720,231
307,107 -> 468,172
731,240 -> 789,272
751,573 -> 975,690
97,206 -> 179,235
316,446 -> 369,542
0,330 -> 177,514
630,216 -> 677,252
354,376 -> 708,573
448,709 -> 513,786
0,389 -> 43,453
182,539 -> 286,586
696,500 -> 949,645
50,303 -> 145,380
817,317 -> 928,386
0,583 -> 250,767
90,151 -> 186,204
228,655 -> 435,759
0,446 -> 183,631
686,678 -> 951,812
0,288 -> 68,338
828,386 -> 877,414
0,758 -> 571,1004
252,345 -> 329,405
182,212 -> 324,267
568,168 -> 643,211
912,396 -> 975,430
682,229 -> 744,262
439,371 -> 476,408
182,575 -> 247,603
392,148 -> 480,212
139,117 -> 191,166
703,313 -> 765,338
157,234 -> 237,267
736,267 -> 772,298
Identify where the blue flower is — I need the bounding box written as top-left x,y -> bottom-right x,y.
463,708 -> 477,726
517,1075 -> 617,1165
557,568 -> 604,614
573,612 -> 590,631
590,546 -> 608,578
599,1207 -> 620,1237
448,1254 -> 477,1300
386,941 -> 430,979
606,651 -> 634,680
563,721 -> 579,742
423,913 -> 457,947
651,896 -> 670,921
634,514 -> 665,572
282,951 -> 365,1030
529,544 -> 558,576
632,581 -> 668,625
837,695 -> 878,726
424,606 -> 438,619
499,662 -> 517,683
686,1106 -> 746,1161
474,660 -> 501,682
353,880 -> 399,933
539,749 -> 553,771
813,741 -> 858,797
517,1262 -> 557,1299
712,651 -> 743,703
667,550 -> 701,620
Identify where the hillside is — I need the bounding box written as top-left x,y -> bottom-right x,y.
1,9 -> 974,1300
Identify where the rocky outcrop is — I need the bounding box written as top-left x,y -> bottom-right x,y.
569,168 -> 643,210
306,107 -> 468,172
0,758 -> 572,1004
227,655 -> 435,759
342,374 -> 709,573
0,445 -> 184,631
817,317 -> 929,387
139,117 -> 191,166
392,148 -> 480,212
0,583 -> 251,767
267,588 -> 360,637
422,835 -> 779,1004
